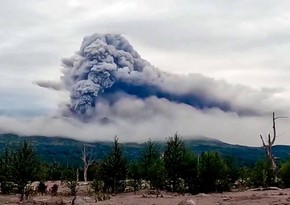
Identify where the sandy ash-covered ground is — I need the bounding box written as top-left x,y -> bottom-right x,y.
97,189 -> 290,205
1,183 -> 290,205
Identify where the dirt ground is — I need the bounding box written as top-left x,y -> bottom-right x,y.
97,189 -> 290,205
0,189 -> 290,205
1,189 -> 290,205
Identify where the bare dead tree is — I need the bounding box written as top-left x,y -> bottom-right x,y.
71,195 -> 76,205
260,112 -> 287,172
81,143 -> 95,182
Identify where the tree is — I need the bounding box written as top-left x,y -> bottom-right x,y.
81,143 -> 94,182
90,163 -> 105,193
260,112 -> 287,178
279,159 -> 290,187
128,161 -> 142,194
62,167 -> 78,197
180,149 -> 198,194
223,156 -> 239,186
37,161 -> 60,181
37,162 -> 50,182
140,139 -> 160,187
99,137 -> 128,194
198,151 -> 228,193
163,133 -> 186,192
0,148 -> 13,194
238,166 -> 252,190
147,158 -> 166,192
10,140 -> 39,200
251,160 -> 274,187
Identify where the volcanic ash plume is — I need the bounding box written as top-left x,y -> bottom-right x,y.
61,33 -> 265,121
61,34 -> 157,119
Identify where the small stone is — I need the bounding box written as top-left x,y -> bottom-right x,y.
222,196 -> 230,201
177,199 -> 197,205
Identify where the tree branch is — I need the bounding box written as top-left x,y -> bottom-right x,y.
274,116 -> 288,120
81,143 -> 94,166
268,133 -> 272,146
87,149 -> 94,166
259,112 -> 287,175
272,112 -> 288,145
260,135 -> 266,147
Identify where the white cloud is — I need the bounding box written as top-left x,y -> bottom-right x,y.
0,96 -> 288,146
1,0 -> 290,145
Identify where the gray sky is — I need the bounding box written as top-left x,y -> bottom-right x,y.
1,0 -> 290,145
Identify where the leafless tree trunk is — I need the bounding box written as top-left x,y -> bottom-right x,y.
76,168 -> 79,182
71,195 -> 76,205
81,143 -> 94,182
260,112 -> 287,174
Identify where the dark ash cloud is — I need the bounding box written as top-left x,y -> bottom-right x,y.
3,32 -> 289,145
61,33 -> 276,121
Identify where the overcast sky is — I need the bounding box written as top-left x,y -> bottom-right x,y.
1,0 -> 290,145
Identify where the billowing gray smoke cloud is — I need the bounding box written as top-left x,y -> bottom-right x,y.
61,33 -> 279,121
61,34 -> 147,119
2,33 -> 289,145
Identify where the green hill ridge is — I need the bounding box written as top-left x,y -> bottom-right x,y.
0,134 -> 289,167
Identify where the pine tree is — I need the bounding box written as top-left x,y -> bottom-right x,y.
0,148 -> 13,194
180,149 -> 198,194
10,140 -> 39,200
140,139 -> 160,187
163,133 -> 186,192
147,158 -> 166,192
128,161 -> 142,194
198,151 -> 228,193
99,137 -> 128,194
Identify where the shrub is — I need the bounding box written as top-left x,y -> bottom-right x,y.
279,160 -> 290,187
38,182 -> 47,195
90,179 -> 104,193
50,184 -> 58,196
66,181 -> 78,196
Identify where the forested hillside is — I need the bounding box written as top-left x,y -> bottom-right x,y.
0,134 -> 289,167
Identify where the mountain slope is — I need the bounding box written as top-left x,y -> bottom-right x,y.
0,134 -> 288,167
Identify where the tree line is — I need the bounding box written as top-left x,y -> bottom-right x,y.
1,133 -> 290,200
